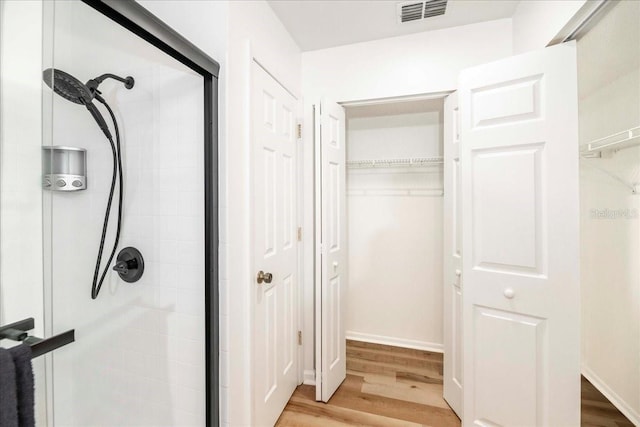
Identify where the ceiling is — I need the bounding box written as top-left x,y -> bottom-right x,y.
268,0 -> 520,51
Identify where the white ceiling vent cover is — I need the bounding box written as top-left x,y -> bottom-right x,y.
397,0 -> 447,23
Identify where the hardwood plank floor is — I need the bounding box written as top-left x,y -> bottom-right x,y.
276,340 -> 634,426
581,376 -> 635,427
276,340 -> 459,427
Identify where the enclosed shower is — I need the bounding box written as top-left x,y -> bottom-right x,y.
42,67 -> 144,298
0,0 -> 219,425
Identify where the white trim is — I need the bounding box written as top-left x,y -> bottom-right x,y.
247,40 -> 257,427
549,0 -> 615,46
252,58 -> 299,100
346,331 -> 444,353
582,364 -> 640,426
313,101 -> 323,400
303,370 -> 316,386
296,115 -> 305,386
347,188 -> 443,197
340,91 -> 453,108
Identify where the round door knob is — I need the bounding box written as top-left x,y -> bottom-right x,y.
503,288 -> 515,299
257,270 -> 273,284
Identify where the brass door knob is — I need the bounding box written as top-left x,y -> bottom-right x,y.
257,270 -> 273,284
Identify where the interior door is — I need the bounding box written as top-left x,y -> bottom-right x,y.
459,42 -> 580,426
252,62 -> 299,426
314,99 -> 347,402
443,91 -> 463,417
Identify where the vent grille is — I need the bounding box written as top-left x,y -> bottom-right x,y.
400,2 -> 424,22
398,0 -> 447,23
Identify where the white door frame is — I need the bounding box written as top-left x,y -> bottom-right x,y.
306,90 -> 454,392
248,51 -> 305,421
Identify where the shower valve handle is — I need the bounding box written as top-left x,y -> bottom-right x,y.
113,247 -> 145,283
113,259 -> 137,275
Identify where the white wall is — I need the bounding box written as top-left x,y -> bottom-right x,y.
224,2 -> 302,425
512,0 -> 586,54
0,1 -> 47,423
137,0 -> 227,63
346,101 -> 444,351
0,0 -> 44,341
578,1 -> 640,423
302,18 -> 513,103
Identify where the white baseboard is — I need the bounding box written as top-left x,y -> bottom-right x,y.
303,369 -> 316,386
346,331 -> 443,353
582,364 -> 640,426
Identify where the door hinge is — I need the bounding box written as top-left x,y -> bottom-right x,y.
297,227 -> 302,242
297,331 -> 302,345
297,123 -> 302,139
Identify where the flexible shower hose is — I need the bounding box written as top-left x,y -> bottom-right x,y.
90,96 -> 123,299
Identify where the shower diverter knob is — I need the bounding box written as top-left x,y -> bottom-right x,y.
113,247 -> 144,283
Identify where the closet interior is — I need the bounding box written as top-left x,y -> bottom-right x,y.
578,0 -> 640,422
345,99 -> 445,351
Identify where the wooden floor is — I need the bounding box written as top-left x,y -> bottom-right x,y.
582,376 -> 635,427
276,340 -> 634,427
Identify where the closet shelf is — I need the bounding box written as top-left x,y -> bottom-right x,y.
347,157 -> 443,169
580,126 -> 640,156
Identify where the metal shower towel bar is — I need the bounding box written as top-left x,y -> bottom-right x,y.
0,318 -> 74,358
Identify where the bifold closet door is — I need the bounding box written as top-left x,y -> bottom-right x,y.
315,99 -> 347,402
459,42 -> 580,426
443,91 -> 463,417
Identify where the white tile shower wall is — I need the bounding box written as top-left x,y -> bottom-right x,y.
0,1 -> 47,424
48,2 -> 205,425
0,0 -> 45,341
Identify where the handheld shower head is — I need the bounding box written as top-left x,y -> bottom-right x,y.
42,67 -> 136,300
43,68 -> 94,105
43,68 -> 115,139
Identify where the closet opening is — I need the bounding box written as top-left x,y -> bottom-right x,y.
315,96 -> 460,418
344,98 -> 445,352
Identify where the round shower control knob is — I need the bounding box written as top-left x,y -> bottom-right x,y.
56,179 -> 66,187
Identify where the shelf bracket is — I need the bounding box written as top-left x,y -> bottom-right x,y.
582,161 -> 639,195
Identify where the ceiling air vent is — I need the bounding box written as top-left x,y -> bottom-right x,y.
397,0 -> 447,23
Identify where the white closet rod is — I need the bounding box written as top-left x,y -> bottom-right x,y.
580,125 -> 640,155
347,157 -> 443,169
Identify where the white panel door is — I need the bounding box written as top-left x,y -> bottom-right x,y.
460,42 -> 580,426
443,91 -> 463,418
315,99 -> 347,402
252,62 -> 299,427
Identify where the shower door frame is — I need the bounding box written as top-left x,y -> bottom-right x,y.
78,0 -> 220,425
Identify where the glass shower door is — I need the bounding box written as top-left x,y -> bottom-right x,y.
45,1 -> 206,425
1,0 -> 51,423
